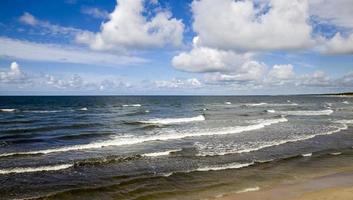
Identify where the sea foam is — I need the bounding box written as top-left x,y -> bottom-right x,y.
0,164 -> 73,175
138,114 -> 205,125
0,117 -> 287,157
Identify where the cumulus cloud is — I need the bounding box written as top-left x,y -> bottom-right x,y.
76,0 -> 184,51
268,64 -> 295,80
191,0 -> 313,51
322,33 -> 353,54
0,62 -> 29,84
0,37 -> 147,66
309,0 -> 353,29
172,37 -> 254,73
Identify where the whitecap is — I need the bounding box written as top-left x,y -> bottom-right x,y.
0,164 -> 73,175
224,101 -> 232,105
278,109 -> 333,116
79,107 -> 88,111
194,162 -> 254,172
266,109 -> 276,113
196,123 -> 347,156
302,153 -> 312,157
342,101 -> 349,104
122,104 -> 141,107
0,117 -> 287,157
330,152 -> 342,156
0,109 -> 16,112
236,186 -> 260,194
142,149 -> 181,157
138,114 -> 205,125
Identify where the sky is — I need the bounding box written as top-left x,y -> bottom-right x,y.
0,0 -> 352,95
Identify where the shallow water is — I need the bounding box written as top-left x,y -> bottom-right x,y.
0,96 -> 352,199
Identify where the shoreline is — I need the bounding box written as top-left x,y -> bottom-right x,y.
215,170 -> 353,200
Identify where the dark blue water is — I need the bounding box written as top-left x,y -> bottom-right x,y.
0,96 -> 352,199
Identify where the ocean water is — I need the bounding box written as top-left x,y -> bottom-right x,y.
0,95 -> 353,199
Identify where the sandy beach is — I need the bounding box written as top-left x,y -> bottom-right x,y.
216,170 -> 353,200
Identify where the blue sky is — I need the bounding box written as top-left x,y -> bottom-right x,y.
0,0 -> 352,95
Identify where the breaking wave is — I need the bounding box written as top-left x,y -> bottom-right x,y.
0,108 -> 16,112
0,117 -> 287,157
0,164 -> 73,175
277,109 -> 333,116
138,114 -> 205,125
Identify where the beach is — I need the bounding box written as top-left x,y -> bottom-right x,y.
217,170 -> 353,200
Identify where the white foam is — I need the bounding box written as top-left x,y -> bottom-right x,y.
197,123 -> 348,156
139,114 -> 205,125
142,149 -> 181,157
246,103 -> 267,106
342,101 -> 350,104
0,117 -> 287,157
266,109 -> 276,113
122,104 -> 141,107
337,120 -> 353,124
302,153 -> 312,157
278,109 -> 333,116
0,164 -> 73,175
25,110 -> 62,113
0,109 -> 16,112
79,107 -> 88,111
330,152 -> 342,156
246,103 -> 298,107
236,186 -> 260,193
224,101 -> 232,105
195,162 -> 254,172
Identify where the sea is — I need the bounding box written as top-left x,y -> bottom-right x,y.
0,95 -> 353,199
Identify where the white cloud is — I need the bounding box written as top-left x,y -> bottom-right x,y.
309,0 -> 353,29
154,78 -> 202,88
322,33 -> 353,54
19,12 -> 38,25
81,7 -> 109,19
19,12 -> 83,36
0,62 -> 29,84
268,64 -> 295,80
76,0 -> 184,51
191,0 -> 313,51
45,74 -> 84,89
172,39 -> 253,73
0,37 -> 147,66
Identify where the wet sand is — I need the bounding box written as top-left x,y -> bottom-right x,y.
216,170 -> 353,200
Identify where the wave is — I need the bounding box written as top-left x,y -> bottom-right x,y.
337,119 -> 353,124
138,114 -> 205,125
246,103 -> 267,106
142,149 -> 181,157
302,153 -> 312,157
0,108 -> 16,112
246,103 -> 298,107
342,101 -> 350,104
266,109 -> 276,113
277,109 -> 333,116
0,117 -> 287,158
122,104 -> 141,107
194,162 -> 254,172
330,152 -> 342,156
236,186 -> 260,193
224,101 -> 232,105
24,110 -> 63,113
0,164 -> 73,175
197,123 -> 348,156
79,107 -> 88,111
